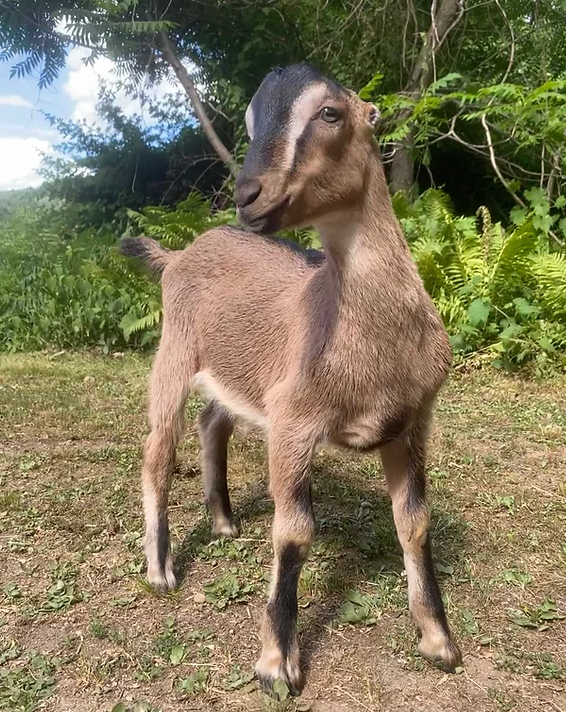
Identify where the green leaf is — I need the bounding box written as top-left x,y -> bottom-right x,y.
272,677 -> 290,700
358,71 -> 384,100
538,337 -> 555,352
511,616 -> 539,628
513,298 -> 540,317
510,207 -> 528,225
467,298 -> 491,326
169,644 -> 185,665
346,589 -> 366,606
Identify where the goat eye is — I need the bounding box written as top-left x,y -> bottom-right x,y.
319,106 -> 340,123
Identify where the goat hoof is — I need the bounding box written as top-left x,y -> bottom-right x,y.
211,520 -> 239,539
255,657 -> 303,697
147,565 -> 177,593
418,636 -> 462,673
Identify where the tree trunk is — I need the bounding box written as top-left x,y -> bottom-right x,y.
159,32 -> 237,177
389,0 -> 465,194
390,128 -> 416,194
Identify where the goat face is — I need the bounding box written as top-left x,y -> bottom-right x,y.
235,64 -> 379,235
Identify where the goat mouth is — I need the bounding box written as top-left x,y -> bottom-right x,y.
241,195 -> 290,233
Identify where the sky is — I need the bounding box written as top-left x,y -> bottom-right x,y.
0,47 -> 186,191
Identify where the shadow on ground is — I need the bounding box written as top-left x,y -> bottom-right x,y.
173,445 -> 468,680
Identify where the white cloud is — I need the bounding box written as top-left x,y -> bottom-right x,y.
63,47 -> 189,127
0,137 -> 51,190
0,94 -> 33,109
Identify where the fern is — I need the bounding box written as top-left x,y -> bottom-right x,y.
120,307 -> 162,340
397,188 -> 566,369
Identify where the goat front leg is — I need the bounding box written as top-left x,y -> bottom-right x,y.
380,424 -> 462,672
198,400 -> 238,538
256,426 -> 316,695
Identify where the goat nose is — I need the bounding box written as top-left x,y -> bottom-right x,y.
235,178 -> 262,208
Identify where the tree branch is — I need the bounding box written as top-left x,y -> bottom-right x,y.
158,31 -> 237,176
480,114 -> 525,208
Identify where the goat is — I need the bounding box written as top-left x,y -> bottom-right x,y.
120,63 -> 462,694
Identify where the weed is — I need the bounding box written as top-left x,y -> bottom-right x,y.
496,649 -> 563,680
89,617 -> 125,644
178,669 -> 209,695
494,569 -> 533,587
153,615 -> 181,660
461,607 -> 479,637
203,571 -> 259,609
110,702 -> 157,712
0,651 -> 58,712
2,582 -> 22,602
338,589 -> 382,626
0,640 -> 19,665
133,656 -> 165,683
509,598 -> 565,631
487,687 -> 517,711
111,560 -> 144,581
220,665 -> 255,691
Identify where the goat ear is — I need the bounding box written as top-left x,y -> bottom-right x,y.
367,103 -> 380,128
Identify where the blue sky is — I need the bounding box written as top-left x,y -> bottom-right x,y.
0,47 -> 185,191
0,58 -> 71,190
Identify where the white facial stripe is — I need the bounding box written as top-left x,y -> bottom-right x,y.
283,83 -> 329,171
245,103 -> 255,139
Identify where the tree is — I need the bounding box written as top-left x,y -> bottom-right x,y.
389,0 -> 465,194
40,89 -> 227,222
2,0 -> 566,208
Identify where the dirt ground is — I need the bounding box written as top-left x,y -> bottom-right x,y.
1,353 -> 566,712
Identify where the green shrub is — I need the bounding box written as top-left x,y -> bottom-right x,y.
0,200 -> 160,351
1,189 -> 565,372
395,188 -> 566,370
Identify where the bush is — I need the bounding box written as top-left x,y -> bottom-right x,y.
1,188 -> 565,372
0,199 -> 160,351
395,188 -> 566,371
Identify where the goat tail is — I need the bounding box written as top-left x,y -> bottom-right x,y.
119,237 -> 172,278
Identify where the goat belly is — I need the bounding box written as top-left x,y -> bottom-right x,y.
331,406 -> 413,452
192,369 -> 270,431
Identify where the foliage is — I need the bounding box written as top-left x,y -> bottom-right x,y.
202,571 -> 258,609
0,199 -> 160,352
40,89 -> 227,225
0,650 -> 58,712
509,599 -> 565,632
126,192 -> 237,250
395,188 -> 566,370
2,187 -> 566,372
365,75 -> 566,202
6,1 -> 566,215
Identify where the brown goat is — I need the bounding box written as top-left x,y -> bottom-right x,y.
121,64 -> 462,694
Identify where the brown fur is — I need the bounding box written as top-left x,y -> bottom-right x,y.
122,66 -> 461,694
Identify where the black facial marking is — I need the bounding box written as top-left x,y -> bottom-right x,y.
243,63 -> 347,174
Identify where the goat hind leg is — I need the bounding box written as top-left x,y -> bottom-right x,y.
198,400 -> 238,538
380,425 -> 462,672
143,348 -> 190,592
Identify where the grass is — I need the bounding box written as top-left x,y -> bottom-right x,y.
0,352 -> 566,711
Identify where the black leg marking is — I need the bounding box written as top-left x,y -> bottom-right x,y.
156,515 -> 171,572
268,544 -> 304,661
